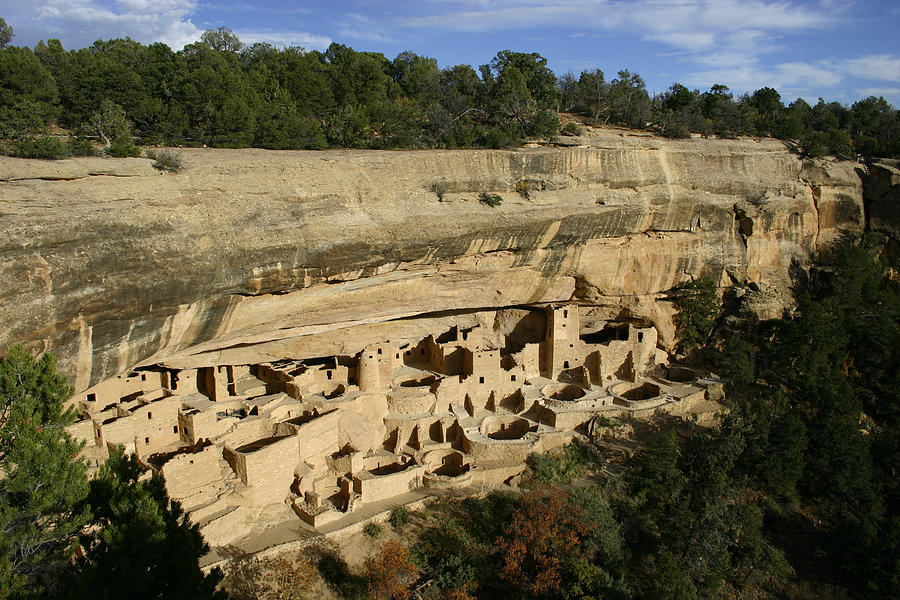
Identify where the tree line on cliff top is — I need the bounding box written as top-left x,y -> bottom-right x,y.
0,20 -> 898,159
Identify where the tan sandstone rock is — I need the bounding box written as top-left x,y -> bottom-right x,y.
0,130 -> 865,392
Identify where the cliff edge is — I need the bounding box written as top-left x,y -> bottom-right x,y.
0,130 -> 865,391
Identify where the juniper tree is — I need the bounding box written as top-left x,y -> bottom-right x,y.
667,277 -> 719,353
0,346 -> 89,599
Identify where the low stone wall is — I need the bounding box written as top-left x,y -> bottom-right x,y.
353,464 -> 424,504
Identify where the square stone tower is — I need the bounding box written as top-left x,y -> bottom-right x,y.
544,305 -> 583,380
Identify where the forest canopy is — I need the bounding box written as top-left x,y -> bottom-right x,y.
0,25 -> 897,158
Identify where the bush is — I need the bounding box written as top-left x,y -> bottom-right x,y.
66,137 -> 97,156
667,277 -> 719,353
525,443 -> 590,486
10,136 -> 67,159
526,109 -> 560,138
481,126 -> 519,149
363,521 -> 383,538
106,137 -> 141,158
479,192 -> 502,207
514,179 -> 535,198
663,123 -> 691,139
561,122 -> 581,136
389,506 -> 410,529
145,148 -> 182,172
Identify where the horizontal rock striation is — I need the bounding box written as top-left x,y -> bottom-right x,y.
0,130 -> 865,392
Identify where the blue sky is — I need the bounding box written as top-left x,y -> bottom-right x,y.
2,1 -> 899,105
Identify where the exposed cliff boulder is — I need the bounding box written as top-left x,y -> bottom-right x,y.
865,159 -> 900,238
0,130 -> 865,392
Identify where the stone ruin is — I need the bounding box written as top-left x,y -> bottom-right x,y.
65,305 -> 723,546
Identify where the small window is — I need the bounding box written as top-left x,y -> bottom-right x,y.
144,437 -> 150,444
564,361 -> 570,369
327,371 -> 332,380
147,412 -> 152,420
377,348 -> 382,355
87,393 -> 96,403
638,332 -> 644,342
569,344 -> 574,348
141,374 -> 146,381
562,323 -> 566,328
421,348 -> 425,355
511,374 -> 517,382
96,428 -> 102,437
189,460 -> 194,465
173,425 -> 178,434
395,353 -> 400,359
479,376 -> 485,384
563,309 -> 568,318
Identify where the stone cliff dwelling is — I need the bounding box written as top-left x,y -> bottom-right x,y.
65,304 -> 722,546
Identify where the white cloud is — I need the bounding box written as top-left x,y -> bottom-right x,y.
776,61 -> 842,87
840,55 -> 900,83
239,31 -> 332,51
855,87 -> 900,100
683,53 -> 900,105
335,12 -> 395,44
28,0 -> 202,49
399,0 -> 849,90
3,1 -> 334,52
401,1 -> 840,38
649,31 -> 717,52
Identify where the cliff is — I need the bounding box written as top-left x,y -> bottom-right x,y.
0,130 -> 865,392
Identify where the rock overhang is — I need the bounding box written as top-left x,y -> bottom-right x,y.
0,131 -> 866,392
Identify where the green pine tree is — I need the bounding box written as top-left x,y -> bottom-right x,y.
668,277 -> 719,353
0,345 -> 89,599
65,447 -> 225,600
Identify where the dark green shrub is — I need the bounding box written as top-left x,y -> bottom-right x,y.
663,123 -> 691,139
106,137 -> 141,158
525,443 -> 589,486
561,122 -> 581,136
526,109 -> 560,138
10,136 -> 67,159
363,521 -> 383,538
667,277 -> 719,353
481,126 -> 519,149
389,506 -> 410,529
66,137 -> 97,156
799,130 -> 827,158
145,148 -> 182,172
479,192 -> 502,207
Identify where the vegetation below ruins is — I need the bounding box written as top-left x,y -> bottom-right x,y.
289,235 -> 897,600
1,233 -> 896,599
0,20 -> 898,159
0,347 -> 224,599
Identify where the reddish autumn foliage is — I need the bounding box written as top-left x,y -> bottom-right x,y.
365,539 -> 419,600
443,587 -> 476,600
495,488 -> 595,598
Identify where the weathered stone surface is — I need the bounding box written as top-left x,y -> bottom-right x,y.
865,159 -> 900,237
0,130 -> 865,392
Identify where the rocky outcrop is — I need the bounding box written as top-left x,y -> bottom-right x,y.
864,159 -> 900,238
0,130 -> 865,392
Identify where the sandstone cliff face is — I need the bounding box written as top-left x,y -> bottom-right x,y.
865,160 -> 900,238
0,130 -> 865,392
